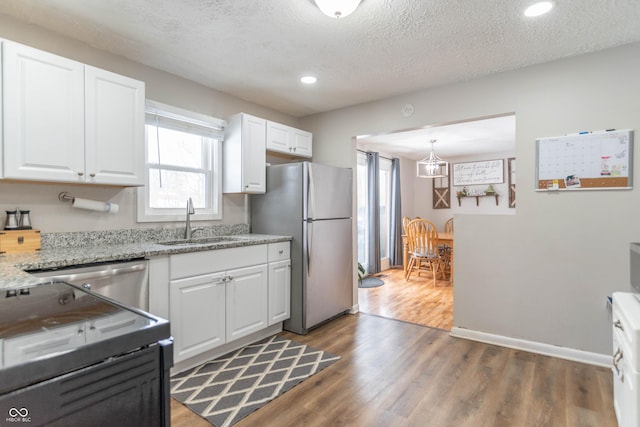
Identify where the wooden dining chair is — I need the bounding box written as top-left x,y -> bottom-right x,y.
402,216 -> 412,234
401,216 -> 412,275
405,219 -> 443,286
440,218 -> 454,281
444,217 -> 454,233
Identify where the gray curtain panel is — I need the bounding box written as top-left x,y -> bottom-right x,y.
366,152 -> 381,274
389,158 -> 403,267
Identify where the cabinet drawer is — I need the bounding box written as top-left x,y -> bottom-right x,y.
268,242 -> 290,262
170,245 -> 268,279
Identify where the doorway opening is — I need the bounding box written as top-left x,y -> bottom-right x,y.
355,113 -> 516,331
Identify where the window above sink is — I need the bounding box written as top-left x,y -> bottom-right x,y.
137,100 -> 226,223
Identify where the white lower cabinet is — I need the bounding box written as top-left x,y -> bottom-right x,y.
226,264 -> 269,341
165,243 -> 290,366
268,242 -> 291,325
170,272 -> 226,363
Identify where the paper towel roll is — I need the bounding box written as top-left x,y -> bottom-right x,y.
72,198 -> 119,213
106,202 -> 119,213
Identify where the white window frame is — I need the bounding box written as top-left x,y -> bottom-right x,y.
379,157 -> 392,270
136,100 -> 225,223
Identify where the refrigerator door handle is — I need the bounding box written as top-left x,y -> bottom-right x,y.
306,221 -> 313,276
307,164 -> 315,220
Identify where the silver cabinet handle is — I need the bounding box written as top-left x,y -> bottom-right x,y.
211,276 -> 225,285
614,320 -> 624,331
613,348 -> 624,382
90,173 -> 96,178
77,171 -> 84,176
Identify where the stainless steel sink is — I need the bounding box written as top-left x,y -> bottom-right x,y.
157,236 -> 243,246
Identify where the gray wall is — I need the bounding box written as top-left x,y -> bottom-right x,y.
0,14 -> 300,232
301,42 -> 640,356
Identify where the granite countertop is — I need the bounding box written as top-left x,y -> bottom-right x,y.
0,231 -> 291,289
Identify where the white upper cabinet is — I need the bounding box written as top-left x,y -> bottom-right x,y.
1,40 -> 145,186
85,66 -> 145,185
266,120 -> 312,158
291,127 -> 313,157
3,41 -> 85,182
223,113 -> 266,194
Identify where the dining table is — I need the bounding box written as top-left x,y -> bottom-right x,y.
438,232 -> 454,284
402,231 -> 454,284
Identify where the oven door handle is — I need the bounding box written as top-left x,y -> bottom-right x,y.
36,263 -> 147,283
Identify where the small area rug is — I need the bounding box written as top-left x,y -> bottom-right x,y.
359,276 -> 385,288
170,335 -> 340,427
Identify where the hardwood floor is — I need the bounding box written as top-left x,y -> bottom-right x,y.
171,313 -> 616,427
358,267 -> 453,330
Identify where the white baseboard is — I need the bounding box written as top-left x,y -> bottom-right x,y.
349,304 -> 359,314
450,326 -> 612,368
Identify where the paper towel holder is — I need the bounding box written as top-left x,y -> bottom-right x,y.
58,192 -> 75,203
58,192 -> 119,213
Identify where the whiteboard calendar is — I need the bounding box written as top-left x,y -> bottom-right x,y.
536,129 -> 633,190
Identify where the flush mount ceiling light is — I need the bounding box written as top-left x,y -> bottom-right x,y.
524,1 -> 554,17
314,0 -> 362,18
417,140 -> 449,178
300,75 -> 318,84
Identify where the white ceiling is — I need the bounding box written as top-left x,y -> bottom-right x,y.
1,0 -> 639,119
1,0 -> 638,159
357,114 -> 516,161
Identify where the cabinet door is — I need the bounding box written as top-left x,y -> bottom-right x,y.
85,66 -> 145,185
292,128 -> 312,158
226,264 -> 268,341
3,41 -> 85,182
170,272 -> 226,363
266,121 -> 291,154
268,259 -> 291,325
241,114 -> 267,193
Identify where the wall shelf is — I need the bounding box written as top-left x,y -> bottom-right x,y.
456,194 -> 499,207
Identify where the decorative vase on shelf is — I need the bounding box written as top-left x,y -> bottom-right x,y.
486,184 -> 495,194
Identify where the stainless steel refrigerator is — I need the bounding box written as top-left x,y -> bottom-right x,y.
251,162 -> 353,334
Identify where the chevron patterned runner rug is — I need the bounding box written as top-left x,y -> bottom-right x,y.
170,335 -> 340,427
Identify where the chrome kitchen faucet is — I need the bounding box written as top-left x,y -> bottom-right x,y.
184,197 -> 203,240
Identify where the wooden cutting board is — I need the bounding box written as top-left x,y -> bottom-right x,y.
0,229 -> 41,254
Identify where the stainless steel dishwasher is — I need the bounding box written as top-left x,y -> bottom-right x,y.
30,259 -> 149,310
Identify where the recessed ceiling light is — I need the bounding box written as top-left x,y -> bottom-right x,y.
300,76 -> 318,84
524,1 -> 554,17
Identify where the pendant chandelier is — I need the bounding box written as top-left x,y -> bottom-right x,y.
314,0 -> 362,18
417,139 -> 449,178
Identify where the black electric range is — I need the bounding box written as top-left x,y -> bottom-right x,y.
0,281 -> 172,427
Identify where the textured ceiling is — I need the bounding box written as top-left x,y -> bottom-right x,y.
1,0 -> 640,119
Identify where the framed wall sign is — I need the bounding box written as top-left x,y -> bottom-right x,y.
453,159 -> 504,186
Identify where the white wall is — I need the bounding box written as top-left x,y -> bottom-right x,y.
0,15 -> 300,232
301,42 -> 640,356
